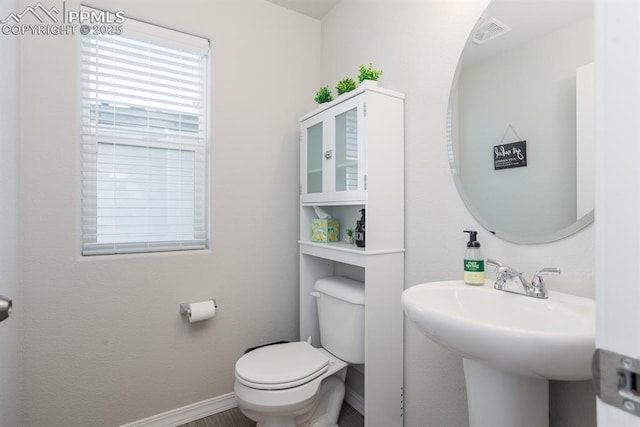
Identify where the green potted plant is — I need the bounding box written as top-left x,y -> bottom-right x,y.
314,86 -> 333,104
358,63 -> 383,84
336,77 -> 357,95
345,228 -> 355,244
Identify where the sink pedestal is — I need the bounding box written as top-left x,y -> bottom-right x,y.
463,359 -> 549,427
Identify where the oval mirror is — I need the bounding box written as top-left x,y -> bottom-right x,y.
448,0 -> 594,244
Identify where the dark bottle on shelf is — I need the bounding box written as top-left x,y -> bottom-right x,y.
355,209 -> 366,248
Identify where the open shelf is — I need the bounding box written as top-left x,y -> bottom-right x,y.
299,241 -> 404,267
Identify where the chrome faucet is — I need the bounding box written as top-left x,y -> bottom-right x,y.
486,259 -> 560,299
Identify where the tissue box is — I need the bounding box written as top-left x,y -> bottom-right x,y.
311,219 -> 339,242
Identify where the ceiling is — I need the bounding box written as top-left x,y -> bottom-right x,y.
462,0 -> 593,66
265,0 -> 593,58
265,0 -> 341,19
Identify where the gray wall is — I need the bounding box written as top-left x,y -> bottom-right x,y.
320,0 -> 595,426
18,0 -> 319,425
0,0 -> 22,425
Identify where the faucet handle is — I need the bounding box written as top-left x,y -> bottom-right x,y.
529,267 -> 560,298
487,259 -> 517,276
486,259 -> 511,290
486,259 -> 503,269
532,267 -> 561,282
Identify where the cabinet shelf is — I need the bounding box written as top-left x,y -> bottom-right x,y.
301,200 -> 364,207
336,160 -> 358,168
299,241 -> 404,267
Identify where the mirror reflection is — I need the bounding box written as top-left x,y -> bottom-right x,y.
448,0 -> 594,243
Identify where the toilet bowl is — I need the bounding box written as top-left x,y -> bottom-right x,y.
234,276 -> 365,427
234,342 -> 347,427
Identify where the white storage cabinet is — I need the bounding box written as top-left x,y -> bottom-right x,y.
299,82 -> 405,426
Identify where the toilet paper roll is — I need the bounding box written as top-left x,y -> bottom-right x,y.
188,300 -> 216,323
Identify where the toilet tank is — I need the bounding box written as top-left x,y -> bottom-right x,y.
314,276 -> 365,364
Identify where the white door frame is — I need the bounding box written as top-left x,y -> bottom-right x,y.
0,0 -> 21,424
595,0 -> 640,425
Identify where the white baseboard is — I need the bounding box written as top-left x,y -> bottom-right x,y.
344,387 -> 365,416
119,392 -> 237,427
120,386 -> 363,427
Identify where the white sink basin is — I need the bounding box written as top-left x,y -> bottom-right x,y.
403,280 -> 596,427
401,280 -> 595,380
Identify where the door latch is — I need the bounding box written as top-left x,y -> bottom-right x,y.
593,348 -> 640,417
0,295 -> 12,322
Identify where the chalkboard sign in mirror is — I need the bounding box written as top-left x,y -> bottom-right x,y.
494,140 -> 527,170
447,0 -> 594,244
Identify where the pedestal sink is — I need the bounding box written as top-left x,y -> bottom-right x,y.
401,280 -> 595,427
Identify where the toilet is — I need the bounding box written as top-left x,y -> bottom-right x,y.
234,276 -> 365,427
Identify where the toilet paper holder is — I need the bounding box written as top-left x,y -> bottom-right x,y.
180,299 -> 218,317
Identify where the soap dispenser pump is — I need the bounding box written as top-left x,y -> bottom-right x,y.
463,230 -> 484,285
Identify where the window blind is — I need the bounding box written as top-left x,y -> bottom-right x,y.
80,8 -> 210,255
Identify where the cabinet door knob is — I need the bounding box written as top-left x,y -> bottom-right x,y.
324,150 -> 332,160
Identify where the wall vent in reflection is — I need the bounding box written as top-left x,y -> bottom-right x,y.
472,15 -> 511,45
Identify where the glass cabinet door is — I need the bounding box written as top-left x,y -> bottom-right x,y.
306,122 -> 323,195
334,107 -> 359,193
301,94 -> 365,204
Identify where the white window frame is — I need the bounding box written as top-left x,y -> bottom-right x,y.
80,6 -> 210,255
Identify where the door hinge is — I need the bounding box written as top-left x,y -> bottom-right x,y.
593,348 -> 640,418
364,174 -> 367,190
299,184 -> 302,195
363,102 -> 367,117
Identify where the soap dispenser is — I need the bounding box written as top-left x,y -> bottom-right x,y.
463,230 -> 484,285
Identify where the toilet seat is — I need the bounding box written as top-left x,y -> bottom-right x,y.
235,342 -> 330,390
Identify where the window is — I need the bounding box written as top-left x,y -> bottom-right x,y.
80,8 -> 210,255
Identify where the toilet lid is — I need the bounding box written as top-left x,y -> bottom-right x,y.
235,342 -> 329,390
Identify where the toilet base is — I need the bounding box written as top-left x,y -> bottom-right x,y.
294,375 -> 344,427
237,374 -> 345,427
